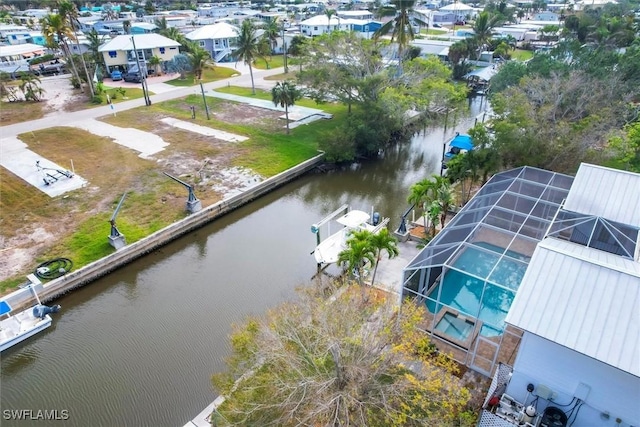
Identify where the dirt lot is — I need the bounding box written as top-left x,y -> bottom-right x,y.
0,81 -> 284,289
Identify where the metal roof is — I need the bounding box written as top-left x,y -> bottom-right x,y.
505,237 -> 640,377
564,163 -> 640,227
185,22 -> 239,41
98,34 -> 181,52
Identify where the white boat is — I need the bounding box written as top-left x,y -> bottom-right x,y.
0,290 -> 60,352
313,209 -> 389,265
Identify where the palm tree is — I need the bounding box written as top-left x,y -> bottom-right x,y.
271,81 -> 301,134
58,0 -> 94,96
374,0 -> 417,67
161,26 -> 187,50
18,72 -> 45,101
263,19 -> 280,54
368,228 -> 399,289
86,29 -> 106,77
324,9 -> 336,33
235,20 -> 261,95
41,13 -> 82,91
472,12 -> 503,59
432,175 -> 453,229
337,230 -> 376,288
186,43 -> 213,81
149,55 -> 162,75
407,178 -> 435,238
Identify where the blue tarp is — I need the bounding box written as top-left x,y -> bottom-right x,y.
449,134 -> 474,150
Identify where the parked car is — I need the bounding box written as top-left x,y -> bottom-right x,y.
111,70 -> 123,81
123,71 -> 142,83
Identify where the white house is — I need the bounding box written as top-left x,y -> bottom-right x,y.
98,34 -> 181,75
337,10 -> 374,20
500,164 -> 640,427
185,22 -> 238,63
299,15 -> 349,36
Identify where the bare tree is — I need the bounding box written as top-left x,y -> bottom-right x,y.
211,284 -> 472,426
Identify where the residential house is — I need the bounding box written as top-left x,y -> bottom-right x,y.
497,164 -> 640,427
131,23 -> 158,34
0,25 -> 31,45
533,11 -> 560,21
399,162 -> 640,425
337,10 -> 374,20
0,43 -> 45,73
98,34 -> 181,75
185,23 -> 238,63
299,15 -> 349,37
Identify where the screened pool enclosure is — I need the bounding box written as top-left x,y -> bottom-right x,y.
402,166 -> 575,375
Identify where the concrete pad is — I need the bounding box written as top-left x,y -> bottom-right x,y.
0,136 -> 87,197
160,117 -> 248,142
70,118 -> 169,158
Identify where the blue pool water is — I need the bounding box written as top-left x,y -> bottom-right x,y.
427,243 -> 527,337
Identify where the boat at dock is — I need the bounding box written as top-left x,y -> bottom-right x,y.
0,281 -> 61,352
312,207 -> 389,265
442,133 -> 474,168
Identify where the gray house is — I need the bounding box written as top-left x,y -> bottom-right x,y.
185,22 -> 238,63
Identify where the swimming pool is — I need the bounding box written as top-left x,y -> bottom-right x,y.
426,242 -> 527,338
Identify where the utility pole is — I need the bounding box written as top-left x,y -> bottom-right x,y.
200,82 -> 210,120
131,35 -> 151,106
281,20 -> 288,74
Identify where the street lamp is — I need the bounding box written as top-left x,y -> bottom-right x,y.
281,19 -> 288,74
131,35 -> 151,106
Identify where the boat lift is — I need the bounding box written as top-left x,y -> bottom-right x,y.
108,192 -> 127,250
163,172 -> 202,213
36,160 -> 74,186
311,204 -> 349,246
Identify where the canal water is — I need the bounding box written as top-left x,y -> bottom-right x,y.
1,99 -> 486,427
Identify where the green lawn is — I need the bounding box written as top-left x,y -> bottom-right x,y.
252,54 -> 285,70
214,85 -> 343,114
421,29 -> 448,35
165,66 -> 239,87
511,49 -> 534,61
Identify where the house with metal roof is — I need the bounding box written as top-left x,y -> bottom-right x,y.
184,23 -> 238,63
98,34 -> 181,75
499,164 -> 640,427
400,163 -> 640,426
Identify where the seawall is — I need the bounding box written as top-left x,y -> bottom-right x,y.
3,154 -> 325,311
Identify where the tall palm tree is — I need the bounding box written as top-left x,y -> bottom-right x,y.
86,29 -> 106,76
58,0 -> 94,96
162,27 -> 187,50
271,81 -> 300,134
337,230 -> 376,288
368,228 -> 399,289
263,19 -> 280,54
324,8 -> 336,33
186,43 -> 213,81
472,11 -> 503,59
235,20 -> 261,95
41,13 -> 83,92
374,0 -> 416,66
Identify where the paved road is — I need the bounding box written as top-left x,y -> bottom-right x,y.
0,63 -> 287,138
0,64 -> 290,195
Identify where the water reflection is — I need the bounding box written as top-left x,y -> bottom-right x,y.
1,97 -> 487,427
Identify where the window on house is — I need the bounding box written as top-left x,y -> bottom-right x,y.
109,51 -> 117,58
199,41 -> 205,47
314,26 -> 318,30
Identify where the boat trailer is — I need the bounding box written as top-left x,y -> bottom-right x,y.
36,160 -> 74,185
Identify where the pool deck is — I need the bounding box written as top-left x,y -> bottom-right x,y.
363,239 -> 422,302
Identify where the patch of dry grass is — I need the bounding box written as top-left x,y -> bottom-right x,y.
0,100 -> 46,125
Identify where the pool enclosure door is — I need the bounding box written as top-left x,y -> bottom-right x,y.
469,335 -> 500,377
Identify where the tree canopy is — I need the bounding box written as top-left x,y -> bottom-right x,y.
211,284 -> 473,426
